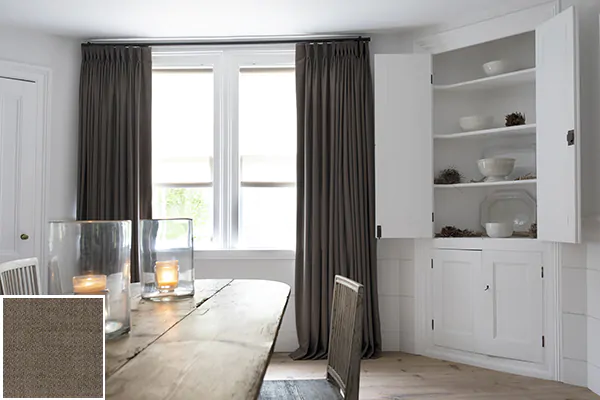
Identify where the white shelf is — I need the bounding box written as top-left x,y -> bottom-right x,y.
434,124 -> 536,140
434,179 -> 537,189
433,68 -> 536,92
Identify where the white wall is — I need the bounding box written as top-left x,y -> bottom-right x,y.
0,26 -> 80,234
561,243 -> 588,386
377,240 -> 415,352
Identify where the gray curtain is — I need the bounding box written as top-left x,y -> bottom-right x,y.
77,45 -> 152,282
292,41 -> 381,359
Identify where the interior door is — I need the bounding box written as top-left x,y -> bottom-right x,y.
477,250 -> 544,363
374,54 -> 433,238
432,249 -> 480,352
536,6 -> 580,243
0,77 -> 38,263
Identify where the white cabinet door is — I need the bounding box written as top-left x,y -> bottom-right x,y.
477,251 -> 544,363
374,55 -> 433,238
0,77 -> 38,263
432,249 -> 480,352
536,6 -> 580,243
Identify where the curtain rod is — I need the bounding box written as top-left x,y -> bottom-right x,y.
85,36 -> 370,47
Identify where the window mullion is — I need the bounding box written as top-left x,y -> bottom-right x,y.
228,55 -> 241,249
213,54 -> 225,249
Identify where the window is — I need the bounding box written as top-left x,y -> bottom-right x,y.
152,48 -> 296,250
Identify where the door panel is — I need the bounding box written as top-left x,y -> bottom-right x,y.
536,7 -> 580,243
0,77 -> 37,263
433,249 -> 480,352
478,250 -> 544,363
374,55 -> 433,238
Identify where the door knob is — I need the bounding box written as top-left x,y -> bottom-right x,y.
20,233 -> 29,240
484,285 -> 490,291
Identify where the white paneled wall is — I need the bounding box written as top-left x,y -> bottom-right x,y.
377,239 -> 415,352
561,243 -> 588,387
587,241 -> 600,394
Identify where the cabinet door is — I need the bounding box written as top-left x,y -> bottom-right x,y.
374,55 -> 433,238
536,6 -> 581,243
477,251 -> 544,363
432,249 -> 480,352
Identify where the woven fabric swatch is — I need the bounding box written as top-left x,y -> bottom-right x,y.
4,298 -> 104,398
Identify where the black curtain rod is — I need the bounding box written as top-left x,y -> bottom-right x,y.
85,36 -> 370,47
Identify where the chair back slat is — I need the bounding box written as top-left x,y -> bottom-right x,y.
326,275 -> 364,400
0,258 -> 41,295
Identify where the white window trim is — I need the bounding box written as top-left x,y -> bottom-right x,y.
152,45 -> 296,252
194,249 -> 295,260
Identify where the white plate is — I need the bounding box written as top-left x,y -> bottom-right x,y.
480,189 -> 537,232
483,145 -> 535,180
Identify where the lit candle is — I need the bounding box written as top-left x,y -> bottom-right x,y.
73,274 -> 109,320
155,260 -> 179,291
73,274 -> 107,294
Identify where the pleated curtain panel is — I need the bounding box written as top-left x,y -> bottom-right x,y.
77,45 -> 152,282
292,41 -> 382,359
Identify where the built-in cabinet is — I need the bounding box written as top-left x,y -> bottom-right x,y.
433,248 -> 544,364
374,5 -> 580,244
374,2 -> 573,380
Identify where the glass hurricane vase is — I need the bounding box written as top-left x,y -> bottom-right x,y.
139,218 -> 195,301
47,220 -> 131,340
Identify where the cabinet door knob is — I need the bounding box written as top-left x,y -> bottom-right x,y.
484,285 -> 490,291
20,233 -> 29,241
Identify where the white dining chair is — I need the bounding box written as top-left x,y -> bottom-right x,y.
0,257 -> 41,295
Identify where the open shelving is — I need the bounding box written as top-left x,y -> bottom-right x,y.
434,123 -> 536,140
434,179 -> 537,189
433,68 -> 535,92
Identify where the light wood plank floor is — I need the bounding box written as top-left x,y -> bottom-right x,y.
264,352 -> 599,399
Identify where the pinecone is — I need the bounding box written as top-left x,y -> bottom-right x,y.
505,112 -> 526,126
434,168 -> 462,185
436,226 -> 479,238
529,223 -> 537,238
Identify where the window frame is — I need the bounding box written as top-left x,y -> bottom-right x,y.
152,45 -> 296,254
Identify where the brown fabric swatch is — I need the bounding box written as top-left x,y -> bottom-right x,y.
4,298 -> 104,398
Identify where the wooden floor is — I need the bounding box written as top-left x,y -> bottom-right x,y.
264,352 -> 599,399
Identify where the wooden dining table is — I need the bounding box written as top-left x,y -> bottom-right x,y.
105,279 -> 291,400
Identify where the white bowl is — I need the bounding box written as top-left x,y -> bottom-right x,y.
459,115 -> 493,132
477,158 -> 516,182
483,60 -> 509,76
485,222 -> 514,238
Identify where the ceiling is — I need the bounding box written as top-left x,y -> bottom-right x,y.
0,0 -> 552,39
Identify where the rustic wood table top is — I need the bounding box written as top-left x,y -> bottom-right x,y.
105,279 -> 291,400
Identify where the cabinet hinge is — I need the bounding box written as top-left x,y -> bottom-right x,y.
376,225 -> 382,239
542,336 -> 545,348
567,129 -> 575,146
431,74 -> 434,84
432,319 -> 435,330
432,212 -> 435,222
541,266 -> 544,278
431,259 -> 433,269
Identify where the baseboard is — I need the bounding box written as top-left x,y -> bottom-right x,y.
424,346 -> 553,381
